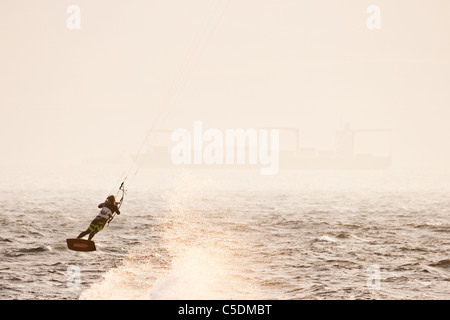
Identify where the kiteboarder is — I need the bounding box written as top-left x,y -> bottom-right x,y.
77,195 -> 121,241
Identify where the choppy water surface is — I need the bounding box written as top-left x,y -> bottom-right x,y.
0,167 -> 449,299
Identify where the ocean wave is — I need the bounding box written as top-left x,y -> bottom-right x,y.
336,232 -> 351,239
407,222 -> 450,232
393,262 -> 422,271
7,246 -> 53,256
402,247 -> 429,253
336,223 -> 362,230
317,235 -> 337,243
27,245 -> 52,252
4,251 -> 25,258
351,235 -> 372,242
384,275 -> 410,283
429,259 -> 450,269
324,259 -> 362,268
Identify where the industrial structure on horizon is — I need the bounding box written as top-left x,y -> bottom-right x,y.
131,123 -> 392,170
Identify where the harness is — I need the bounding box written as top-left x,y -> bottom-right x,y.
107,181 -> 126,227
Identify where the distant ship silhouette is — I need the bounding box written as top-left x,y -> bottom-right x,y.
131,123 -> 391,170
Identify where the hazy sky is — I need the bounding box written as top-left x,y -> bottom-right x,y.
1,0 -> 450,170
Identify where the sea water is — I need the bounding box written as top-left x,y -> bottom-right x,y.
0,165 -> 449,299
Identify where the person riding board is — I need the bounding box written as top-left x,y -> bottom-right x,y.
77,195 -> 121,241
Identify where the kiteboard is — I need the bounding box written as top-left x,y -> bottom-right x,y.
66,238 -> 96,252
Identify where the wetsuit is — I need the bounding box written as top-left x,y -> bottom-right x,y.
77,202 -> 120,240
